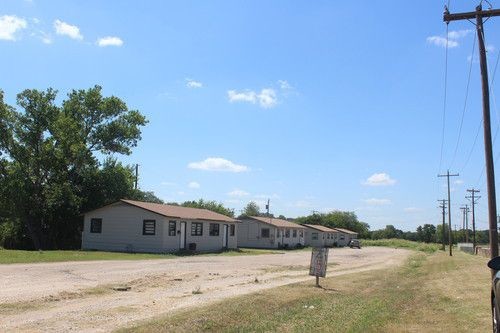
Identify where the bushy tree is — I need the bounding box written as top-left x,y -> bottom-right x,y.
295,211 -> 370,238
0,86 -> 148,249
180,199 -> 234,217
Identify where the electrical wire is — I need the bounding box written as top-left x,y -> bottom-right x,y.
450,33 -> 477,169
439,24 -> 450,174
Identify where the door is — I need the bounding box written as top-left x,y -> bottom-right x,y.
223,224 -> 229,249
180,222 -> 186,250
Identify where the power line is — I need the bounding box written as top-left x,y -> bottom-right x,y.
450,32 -> 477,169
439,24 -> 450,174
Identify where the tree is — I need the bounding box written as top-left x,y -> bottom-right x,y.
181,199 -> 234,217
295,211 -> 370,238
0,86 -> 148,249
241,201 -> 260,217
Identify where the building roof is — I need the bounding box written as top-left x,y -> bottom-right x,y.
333,227 -> 358,235
303,224 -> 339,233
100,199 -> 237,223
245,216 -> 306,229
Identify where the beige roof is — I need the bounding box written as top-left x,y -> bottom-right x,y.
334,227 -> 358,235
246,216 -> 306,229
118,200 -> 237,222
303,224 -> 339,233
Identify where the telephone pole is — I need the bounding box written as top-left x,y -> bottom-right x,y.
461,204 -> 470,243
134,164 -> 139,190
438,199 -> 447,251
444,4 -> 500,263
438,170 -> 459,255
466,189 -> 480,253
460,206 -> 467,242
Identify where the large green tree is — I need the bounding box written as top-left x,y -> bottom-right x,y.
0,86 -> 148,249
295,211 -> 370,238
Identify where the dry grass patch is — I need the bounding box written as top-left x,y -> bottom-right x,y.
119,250 -> 491,333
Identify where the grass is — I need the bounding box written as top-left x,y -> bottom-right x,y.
0,247 -> 283,264
362,239 -> 441,253
119,250 -> 491,333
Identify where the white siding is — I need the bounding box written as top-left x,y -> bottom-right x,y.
82,202 -> 238,253
237,219 -> 305,249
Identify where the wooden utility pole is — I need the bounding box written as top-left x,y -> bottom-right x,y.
444,4 -> 500,262
438,170 -> 459,255
460,206 -> 467,242
466,189 -> 480,253
461,204 -> 470,243
134,164 -> 139,190
438,199 -> 447,251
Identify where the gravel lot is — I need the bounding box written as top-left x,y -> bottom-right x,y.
0,246 -> 411,332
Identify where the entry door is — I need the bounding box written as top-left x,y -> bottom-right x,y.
223,224 -> 229,248
180,222 -> 186,250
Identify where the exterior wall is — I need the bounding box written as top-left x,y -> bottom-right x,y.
82,203 -> 167,253
237,219 -> 305,249
336,232 -> 358,247
237,219 -> 279,248
82,202 -> 238,253
304,230 -> 339,247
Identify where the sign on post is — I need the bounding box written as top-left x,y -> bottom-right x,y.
309,247 -> 329,287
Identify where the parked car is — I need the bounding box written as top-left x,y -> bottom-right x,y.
349,239 -> 361,249
488,256 -> 500,332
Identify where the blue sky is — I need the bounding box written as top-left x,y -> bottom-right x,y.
2,0 -> 500,231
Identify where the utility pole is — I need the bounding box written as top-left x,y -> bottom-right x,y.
460,206 -> 467,243
461,205 -> 470,243
134,164 -> 139,190
466,189 -> 481,253
444,4 -> 500,264
438,170 -> 459,255
438,199 -> 447,251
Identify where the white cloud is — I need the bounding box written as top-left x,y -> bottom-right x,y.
294,200 -> 313,208
487,44 -> 496,53
228,90 -> 257,103
365,198 -> 392,206
447,29 -> 472,39
227,88 -> 278,108
188,157 -> 249,173
0,15 -> 27,41
427,30 -> 471,49
53,19 -> 82,40
188,181 -> 200,189
186,78 -> 203,88
404,207 -> 420,213
454,179 -> 464,185
278,80 -> 292,90
427,36 -> 458,48
254,193 -> 280,199
228,189 -> 249,197
97,36 -> 123,47
363,173 -> 396,186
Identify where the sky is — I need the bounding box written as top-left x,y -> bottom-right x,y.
2,0 -> 500,231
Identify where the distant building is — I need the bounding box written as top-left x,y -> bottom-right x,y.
303,224 -> 340,247
237,216 -> 306,249
82,199 -> 238,253
333,228 -> 358,246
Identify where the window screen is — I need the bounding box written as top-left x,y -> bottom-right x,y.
143,220 -> 156,235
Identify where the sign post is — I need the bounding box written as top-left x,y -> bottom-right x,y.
309,247 -> 329,287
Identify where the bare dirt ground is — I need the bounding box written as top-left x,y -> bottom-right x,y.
0,247 -> 411,333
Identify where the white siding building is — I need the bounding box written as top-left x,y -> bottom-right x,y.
82,199 -> 238,253
237,216 -> 306,249
303,224 -> 340,248
334,228 -> 359,247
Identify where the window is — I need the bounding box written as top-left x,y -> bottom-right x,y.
292,230 -> 297,238
90,218 -> 102,233
277,230 -> 281,237
192,222 -> 203,236
142,220 -> 156,235
230,224 -> 235,236
168,221 -> 176,236
312,232 -> 318,240
340,235 -> 345,240
209,223 -> 220,236
299,230 -> 303,237
285,229 -> 290,238
261,228 -> 270,238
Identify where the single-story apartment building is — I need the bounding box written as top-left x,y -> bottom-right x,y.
334,227 -> 359,246
82,199 -> 238,253
303,224 -> 340,248
237,216 -> 306,249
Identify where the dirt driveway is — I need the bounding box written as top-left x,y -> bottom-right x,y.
0,247 -> 411,332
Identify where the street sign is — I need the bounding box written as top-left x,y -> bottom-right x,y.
309,247 -> 329,278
